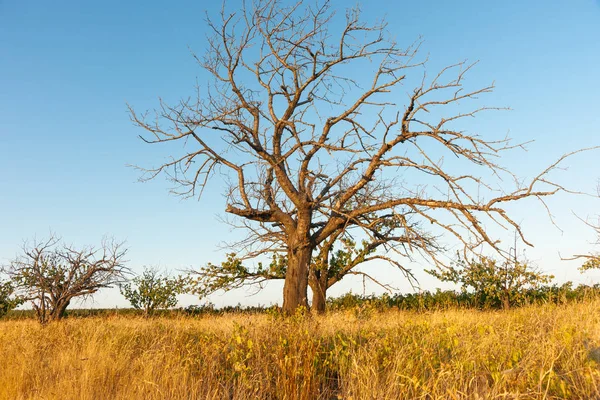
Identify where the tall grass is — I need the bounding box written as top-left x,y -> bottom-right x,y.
2,300 -> 600,399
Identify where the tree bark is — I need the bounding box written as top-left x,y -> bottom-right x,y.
310,275 -> 328,314
51,299 -> 71,321
282,244 -> 311,314
502,292 -> 510,310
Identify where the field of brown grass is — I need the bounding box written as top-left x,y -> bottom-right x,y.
2,301 -> 600,399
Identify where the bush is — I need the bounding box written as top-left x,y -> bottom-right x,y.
427,256 -> 554,309
0,280 -> 22,319
120,268 -> 186,316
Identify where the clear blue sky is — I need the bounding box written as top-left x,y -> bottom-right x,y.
1,0 -> 599,308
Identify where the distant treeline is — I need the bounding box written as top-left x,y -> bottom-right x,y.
327,282 -> 600,311
4,282 -> 600,320
3,304 -> 270,320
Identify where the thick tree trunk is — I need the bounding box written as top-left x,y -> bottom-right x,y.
51,299 -> 71,321
282,244 -> 311,314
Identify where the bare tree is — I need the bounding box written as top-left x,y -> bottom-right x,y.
576,224 -> 600,272
7,235 -> 128,323
132,0 -> 575,313
575,184 -> 600,272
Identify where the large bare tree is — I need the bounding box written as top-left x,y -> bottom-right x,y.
7,236 -> 128,323
131,0 -> 573,313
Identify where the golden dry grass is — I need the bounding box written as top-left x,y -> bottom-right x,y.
2,301 -> 600,399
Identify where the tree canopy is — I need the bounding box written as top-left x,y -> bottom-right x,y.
7,236 -> 128,323
132,0 -> 576,313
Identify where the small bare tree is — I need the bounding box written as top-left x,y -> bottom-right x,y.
567,183 -> 600,272
7,236 -> 128,323
578,203 -> 600,271
132,0 -> 577,313
578,222 -> 600,272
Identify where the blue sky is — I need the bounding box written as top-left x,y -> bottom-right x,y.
1,0 -> 599,308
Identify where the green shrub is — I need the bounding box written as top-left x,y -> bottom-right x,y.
427,256 -> 554,309
120,268 -> 186,316
0,280 -> 22,318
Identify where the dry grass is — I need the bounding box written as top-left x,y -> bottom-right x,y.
2,301 -> 600,399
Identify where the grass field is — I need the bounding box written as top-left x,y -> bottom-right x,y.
2,301 -> 600,399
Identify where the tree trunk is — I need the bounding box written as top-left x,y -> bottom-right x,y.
51,299 -> 71,321
310,271 -> 328,314
502,293 -> 510,310
282,244 -> 311,314
311,282 -> 327,314
36,292 -> 48,324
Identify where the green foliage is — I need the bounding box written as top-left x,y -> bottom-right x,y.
120,268 -> 186,316
183,303 -> 279,317
579,256 -> 600,272
427,256 -> 553,309
0,280 -> 22,319
326,238 -> 376,280
189,253 -> 287,297
191,238 -> 381,300
326,283 -> 600,311
3,282 -> 600,320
